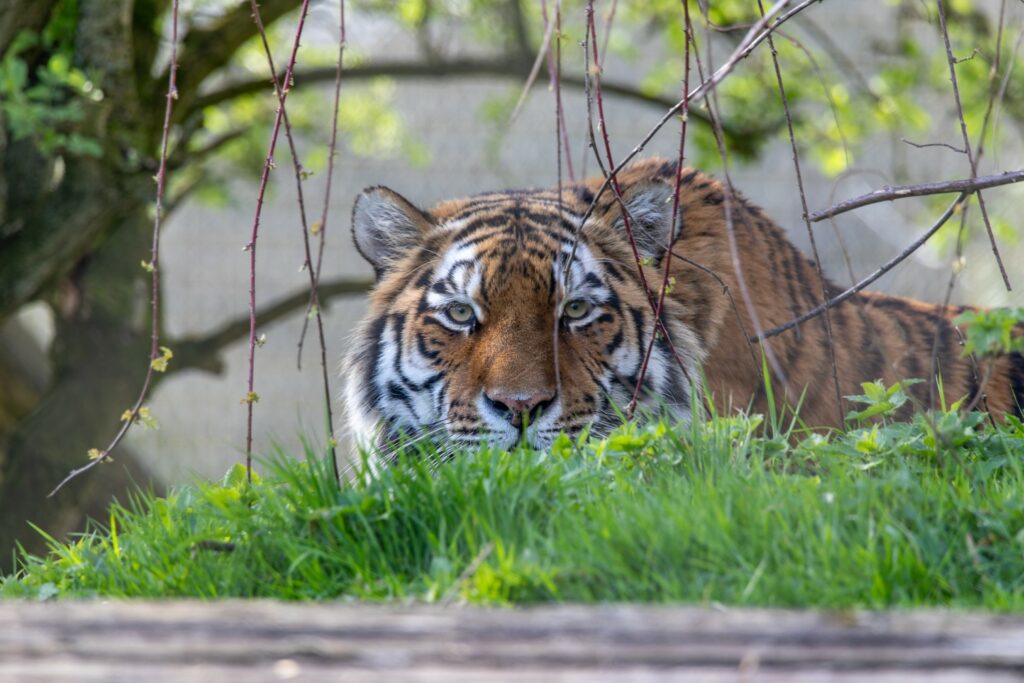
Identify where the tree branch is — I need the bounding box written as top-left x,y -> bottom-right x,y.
173,277 -> 372,366
188,58 -> 776,145
809,169 -> 1024,222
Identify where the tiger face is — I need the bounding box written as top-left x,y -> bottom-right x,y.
343,168 -> 705,459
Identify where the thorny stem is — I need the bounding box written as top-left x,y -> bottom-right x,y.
930,0 -> 1009,415
693,2 -> 790,398
244,0 -> 312,484
301,3 -> 350,353
629,0 -> 692,415
313,0 -> 348,482
936,0 -> 1012,291
550,0 -> 567,401
545,0 -> 574,181
582,1 -> 693,412
759,0 -> 843,424
49,0 -> 182,497
250,0 -> 340,484
563,0 -> 805,274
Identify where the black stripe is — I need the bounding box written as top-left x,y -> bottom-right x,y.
1010,351 -> 1024,419
387,381 -> 418,417
628,306 -> 647,383
858,306 -> 886,383
604,329 -> 624,355
361,315 -> 388,408
415,331 -> 439,361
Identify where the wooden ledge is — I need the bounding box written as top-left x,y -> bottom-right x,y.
1,601 -> 1022,681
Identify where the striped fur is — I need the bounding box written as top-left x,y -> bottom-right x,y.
343,158 -> 1024,456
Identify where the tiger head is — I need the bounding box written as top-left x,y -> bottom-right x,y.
343,159 -> 708,458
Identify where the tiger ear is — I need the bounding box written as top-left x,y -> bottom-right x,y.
352,186 -> 434,279
614,181 -> 683,261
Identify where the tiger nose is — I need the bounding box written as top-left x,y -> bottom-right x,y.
484,390 -> 555,421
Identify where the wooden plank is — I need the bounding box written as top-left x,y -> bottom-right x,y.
1,602 -> 1023,682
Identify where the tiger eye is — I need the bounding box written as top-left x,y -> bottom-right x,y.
563,299 -> 592,320
447,303 -> 475,324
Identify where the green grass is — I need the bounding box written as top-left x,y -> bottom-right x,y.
3,403 -> 1024,609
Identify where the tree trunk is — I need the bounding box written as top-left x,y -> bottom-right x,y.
0,203 -> 163,570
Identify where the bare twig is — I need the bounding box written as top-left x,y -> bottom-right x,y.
931,203 -> 972,412
49,0 -> 182,497
508,3 -> 557,124
629,0 -> 692,414
545,0 -> 574,181
809,169 -> 1024,222
760,0 -> 843,423
599,0 -> 619,63
191,60 -> 768,143
250,0 -> 339,484
311,0 -> 347,482
564,0 -> 810,272
242,0 -> 312,483
579,1 -> 694,408
753,194 -> 969,342
900,138 -> 966,153
936,0 -> 1012,291
669,249 -> 759,372
693,2 -> 790,397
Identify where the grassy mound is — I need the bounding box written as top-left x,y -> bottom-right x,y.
3,403 -> 1024,607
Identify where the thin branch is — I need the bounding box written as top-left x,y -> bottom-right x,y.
599,0 -> 619,64
49,0 -> 181,497
900,137 -> 966,153
809,169 -> 1024,222
307,0 -> 347,483
508,4 -> 557,124
753,194 -> 969,342
579,1 -> 695,406
797,13 -> 878,102
544,0 -> 573,181
189,59 -> 764,140
669,249 -> 759,372
250,0 -> 339,483
242,0 -> 312,483
694,2 -> 790,398
564,0 -> 811,270
936,0 -> 1012,291
630,0 -> 692,415
760,0 -> 843,423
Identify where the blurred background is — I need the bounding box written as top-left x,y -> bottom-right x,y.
1,0 -> 1022,563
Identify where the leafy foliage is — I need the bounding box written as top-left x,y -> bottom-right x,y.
0,18 -> 103,156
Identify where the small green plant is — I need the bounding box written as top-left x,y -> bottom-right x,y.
955,308 -> 1024,358
844,378 -> 922,423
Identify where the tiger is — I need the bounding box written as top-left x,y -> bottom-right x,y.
342,157 -> 1024,457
